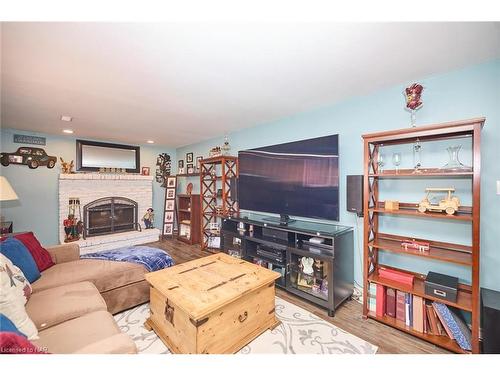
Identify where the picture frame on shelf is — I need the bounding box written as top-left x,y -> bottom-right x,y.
187,163 -> 194,174
186,152 -> 194,163
165,200 -> 175,211
166,188 -> 175,199
141,167 -> 150,176
196,156 -> 203,171
178,167 -> 185,174
166,176 -> 176,188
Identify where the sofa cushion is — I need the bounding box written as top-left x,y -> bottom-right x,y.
0,254 -> 38,340
73,333 -> 137,354
13,232 -> 54,272
31,310 -> 133,354
0,238 -> 40,283
32,259 -> 147,294
0,313 -> 26,337
26,282 -> 107,331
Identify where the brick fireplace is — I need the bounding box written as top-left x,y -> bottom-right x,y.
59,173 -> 160,254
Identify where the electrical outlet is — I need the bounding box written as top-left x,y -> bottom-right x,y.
497,180 -> 500,195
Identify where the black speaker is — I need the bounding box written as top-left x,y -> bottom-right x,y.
346,175 -> 363,217
482,287 -> 500,353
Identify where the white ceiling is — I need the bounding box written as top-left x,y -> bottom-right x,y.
1,22 -> 499,147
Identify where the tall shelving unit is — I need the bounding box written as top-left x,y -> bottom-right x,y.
200,155 -> 238,251
361,118 -> 484,354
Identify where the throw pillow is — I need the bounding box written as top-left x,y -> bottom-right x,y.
0,332 -> 47,354
0,254 -> 38,340
0,313 -> 27,337
0,237 -> 41,283
12,232 -> 54,272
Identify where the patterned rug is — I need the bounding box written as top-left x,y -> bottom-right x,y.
114,297 -> 378,354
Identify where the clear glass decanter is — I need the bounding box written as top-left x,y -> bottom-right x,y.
441,145 -> 470,171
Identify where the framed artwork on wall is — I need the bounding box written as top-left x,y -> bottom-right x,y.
165,200 -> 175,211
166,176 -> 176,188
164,223 -> 173,235
162,175 -> 177,239
166,189 -> 175,199
141,166 -> 150,176
186,152 -> 193,163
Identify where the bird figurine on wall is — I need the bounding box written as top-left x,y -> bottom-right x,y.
60,158 -> 75,174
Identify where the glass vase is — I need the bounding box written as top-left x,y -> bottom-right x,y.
441,145 -> 470,171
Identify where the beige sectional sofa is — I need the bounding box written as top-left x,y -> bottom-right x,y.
26,242 -> 150,354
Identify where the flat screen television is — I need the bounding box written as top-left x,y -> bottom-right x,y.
238,134 -> 339,222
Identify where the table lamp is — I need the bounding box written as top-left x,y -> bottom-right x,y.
0,176 -> 18,232
0,176 -> 18,202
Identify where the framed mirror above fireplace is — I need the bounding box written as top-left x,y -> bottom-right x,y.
76,139 -> 140,173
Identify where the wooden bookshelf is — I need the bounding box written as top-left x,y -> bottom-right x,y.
199,156 -> 238,251
369,168 -> 473,178
368,266 -> 473,312
367,312 -> 467,354
369,202 -> 473,221
370,233 -> 472,266
362,117 -> 484,353
176,194 -> 200,245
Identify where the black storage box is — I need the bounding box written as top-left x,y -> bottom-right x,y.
424,271 -> 458,303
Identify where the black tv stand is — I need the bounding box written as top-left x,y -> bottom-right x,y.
221,213 -> 354,317
263,214 -> 296,226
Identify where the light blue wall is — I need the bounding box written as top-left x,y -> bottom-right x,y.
176,60 -> 500,291
0,128 -> 176,245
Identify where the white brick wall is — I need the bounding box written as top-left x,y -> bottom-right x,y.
58,173 -> 159,251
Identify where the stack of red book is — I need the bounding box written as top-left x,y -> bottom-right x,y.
378,267 -> 414,286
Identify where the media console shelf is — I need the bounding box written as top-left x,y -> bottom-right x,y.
221,213 -> 354,317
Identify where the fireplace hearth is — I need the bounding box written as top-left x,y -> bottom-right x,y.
83,197 -> 140,239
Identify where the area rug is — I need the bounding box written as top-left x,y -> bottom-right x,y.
114,297 -> 378,354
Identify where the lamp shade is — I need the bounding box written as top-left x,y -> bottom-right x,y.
0,176 -> 19,201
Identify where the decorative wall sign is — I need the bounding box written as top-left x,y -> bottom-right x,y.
13,134 -> 46,146
155,153 -> 171,186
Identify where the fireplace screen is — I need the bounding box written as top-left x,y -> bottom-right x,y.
83,197 -> 139,238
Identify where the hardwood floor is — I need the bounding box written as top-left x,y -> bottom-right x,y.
149,238 -> 451,354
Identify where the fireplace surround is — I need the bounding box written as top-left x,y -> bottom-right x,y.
83,197 -> 140,239
59,173 -> 159,254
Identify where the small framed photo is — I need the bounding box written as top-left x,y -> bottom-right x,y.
166,188 -> 175,199
196,156 -> 203,170
178,167 -> 185,174
165,211 -> 174,222
187,163 -> 194,174
186,152 -> 194,163
166,176 -> 176,188
164,223 -> 173,236
141,167 -> 150,176
165,200 -> 175,211
178,160 -> 184,168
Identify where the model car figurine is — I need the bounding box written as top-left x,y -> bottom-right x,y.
1,147 -> 57,169
401,239 -> 430,252
418,187 -> 460,215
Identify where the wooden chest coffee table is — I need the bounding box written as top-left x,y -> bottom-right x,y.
144,253 -> 281,354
